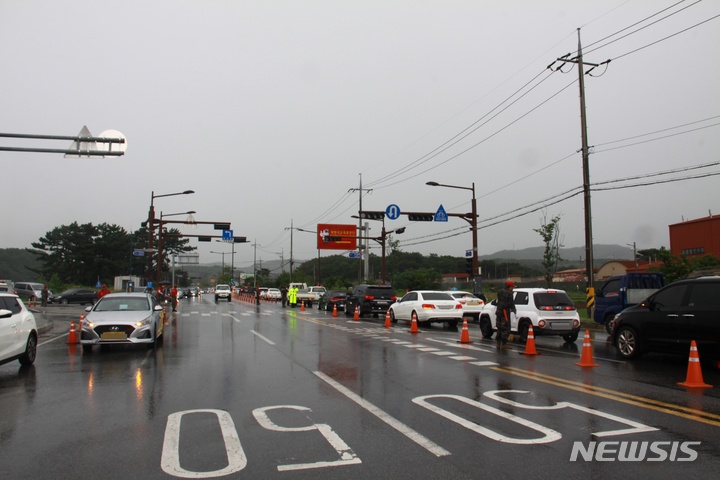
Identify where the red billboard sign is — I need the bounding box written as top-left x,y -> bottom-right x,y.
317,223 -> 358,250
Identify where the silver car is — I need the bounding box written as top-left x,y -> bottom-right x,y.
81,293 -> 164,352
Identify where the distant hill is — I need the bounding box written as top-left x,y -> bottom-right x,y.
480,244 -> 634,263
0,248 -> 44,282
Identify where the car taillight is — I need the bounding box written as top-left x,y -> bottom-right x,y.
421,304 -> 436,309
390,296 -> 397,301
364,295 -> 375,300
540,306 -> 553,311
455,304 -> 463,309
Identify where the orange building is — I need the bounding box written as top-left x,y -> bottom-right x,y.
669,214 -> 720,258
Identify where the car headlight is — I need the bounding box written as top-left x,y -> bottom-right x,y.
136,316 -> 153,327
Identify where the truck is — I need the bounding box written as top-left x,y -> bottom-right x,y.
295,286 -> 326,308
593,272 -> 665,334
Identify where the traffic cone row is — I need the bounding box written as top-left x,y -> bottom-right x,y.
457,318 -> 472,344
678,340 -> 712,388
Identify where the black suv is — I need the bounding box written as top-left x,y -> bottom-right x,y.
611,276 -> 720,360
345,284 -> 397,318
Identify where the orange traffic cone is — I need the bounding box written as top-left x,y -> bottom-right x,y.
67,321 -> 79,344
409,311 -> 420,333
521,325 -> 540,355
301,301 -> 306,312
332,304 -> 338,317
384,310 -> 392,328
457,317 -> 472,344
575,330 -> 599,367
353,305 -> 360,321
678,340 -> 712,388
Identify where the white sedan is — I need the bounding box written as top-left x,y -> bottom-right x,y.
447,291 -> 485,322
389,290 -> 464,327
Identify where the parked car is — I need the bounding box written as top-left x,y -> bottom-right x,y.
611,276 -> 720,360
13,282 -> 45,300
317,290 -> 348,312
344,284 -> 397,318
389,290 -> 464,327
80,293 -> 164,352
186,287 -> 199,297
0,293 -> 38,367
50,288 -> 98,305
447,291 -> 485,322
215,284 -> 232,302
479,288 -> 581,343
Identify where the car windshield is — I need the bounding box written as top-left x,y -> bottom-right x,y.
94,297 -> 150,312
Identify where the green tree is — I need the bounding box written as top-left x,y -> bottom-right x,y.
533,213 -> 564,287
31,222 -> 133,285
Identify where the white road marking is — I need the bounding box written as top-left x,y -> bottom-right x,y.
251,330 -> 275,345
314,371 -> 451,457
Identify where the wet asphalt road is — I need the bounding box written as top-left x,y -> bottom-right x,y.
1,297 -> 719,479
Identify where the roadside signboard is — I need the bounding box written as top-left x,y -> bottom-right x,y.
317,223 -> 358,250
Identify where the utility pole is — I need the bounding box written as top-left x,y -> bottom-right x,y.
285,220 -> 295,282
349,174 -> 372,282
555,28 -> 602,315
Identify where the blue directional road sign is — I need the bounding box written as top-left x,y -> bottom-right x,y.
133,250 -> 145,257
348,251 -> 362,258
385,204 -> 401,220
434,204 -> 448,222
222,229 -> 234,241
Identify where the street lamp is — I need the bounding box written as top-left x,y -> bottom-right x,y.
352,215 -> 406,284
146,189 -> 194,283
157,210 -> 197,286
210,250 -> 227,276
426,181 -> 478,288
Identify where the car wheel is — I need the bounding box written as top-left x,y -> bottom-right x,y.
616,325 -> 640,359
605,323 -> 614,335
604,313 -> 615,335
61,299 -> 69,305
517,321 -> 531,342
448,320 -> 458,329
479,316 -> 494,338
82,344 -> 93,353
18,334 -> 37,366
562,332 -> 579,343
389,309 -> 398,324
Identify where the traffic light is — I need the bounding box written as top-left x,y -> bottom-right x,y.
213,223 -> 231,230
233,237 -> 248,243
360,211 -> 385,220
465,257 -> 474,276
408,213 -> 434,221
198,236 -> 212,242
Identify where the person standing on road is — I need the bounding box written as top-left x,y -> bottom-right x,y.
495,281 -> 516,349
281,285 -> 288,307
98,284 -> 111,300
289,286 -> 297,308
171,285 -> 178,312
41,284 -> 49,308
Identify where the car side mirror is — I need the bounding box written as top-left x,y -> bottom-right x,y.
0,309 -> 12,319
85,306 -> 92,312
154,305 -> 164,311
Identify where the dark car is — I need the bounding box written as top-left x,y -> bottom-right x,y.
50,288 -> 98,305
611,276 -> 720,361
317,290 -> 348,312
344,284 -> 397,318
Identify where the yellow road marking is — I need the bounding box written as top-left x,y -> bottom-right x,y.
493,366 -> 720,427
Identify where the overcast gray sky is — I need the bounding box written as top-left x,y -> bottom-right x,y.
2,0 -> 718,269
